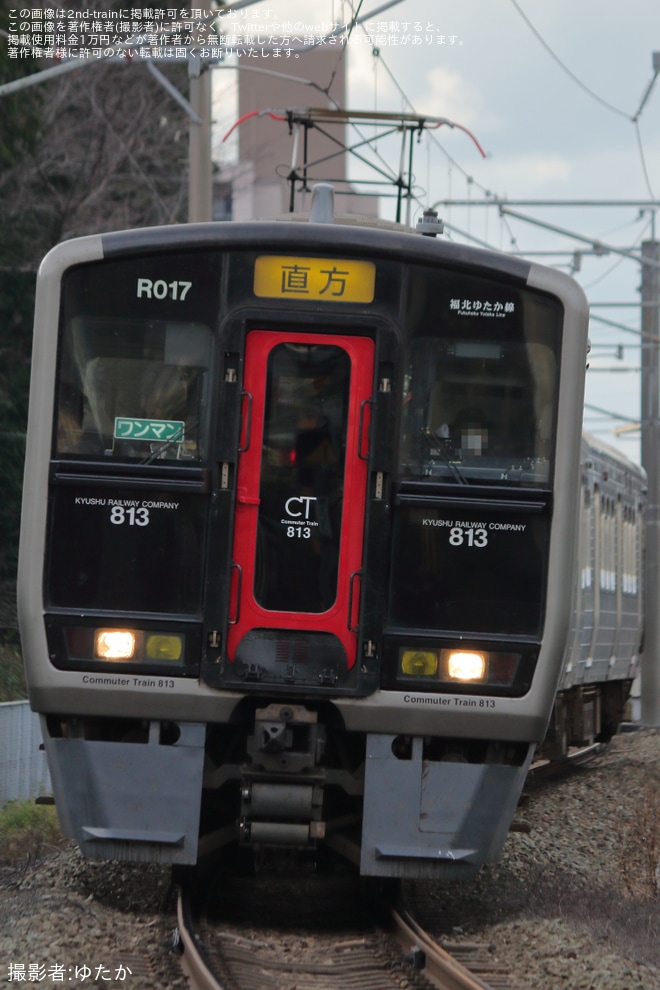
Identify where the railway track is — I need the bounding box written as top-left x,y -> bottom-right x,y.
175,863 -> 530,990
174,746 -> 608,990
528,741 -> 607,781
178,743 -> 606,990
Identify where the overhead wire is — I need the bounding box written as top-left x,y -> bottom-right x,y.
508,0 -> 658,198
507,0 -> 631,119
358,2 -> 652,447
634,120 -> 657,200
357,27 -> 521,248
280,0 -> 404,190
353,7 -> 655,280
335,1 -> 651,446
584,402 -> 639,424
361,35 -> 480,186
581,212 -> 655,290
323,0 -> 365,97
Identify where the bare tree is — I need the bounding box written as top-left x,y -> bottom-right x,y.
0,50 -> 191,628
0,60 -> 190,268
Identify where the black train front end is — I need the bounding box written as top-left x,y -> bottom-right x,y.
19,211 -> 590,878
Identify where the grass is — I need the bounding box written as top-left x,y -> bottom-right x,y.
0,635 -> 60,869
0,636 -> 27,702
0,799 -> 62,865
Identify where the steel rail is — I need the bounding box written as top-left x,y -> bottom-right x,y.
392,903 -> 494,990
177,889 -> 225,990
178,879 -> 503,990
530,741 -> 606,780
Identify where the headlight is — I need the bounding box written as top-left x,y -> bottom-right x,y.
95,629 -> 136,661
64,626 -> 186,666
444,650 -> 486,681
398,646 -> 521,687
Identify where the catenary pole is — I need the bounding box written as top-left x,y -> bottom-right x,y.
641,239 -> 660,725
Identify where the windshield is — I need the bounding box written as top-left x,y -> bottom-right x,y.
397,271 -> 561,487
399,337 -> 557,485
55,317 -> 212,462
54,253 -> 220,464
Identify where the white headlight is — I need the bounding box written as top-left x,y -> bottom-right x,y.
446,650 -> 487,681
94,629 -> 136,661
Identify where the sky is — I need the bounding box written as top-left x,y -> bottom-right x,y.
213,0 -> 660,465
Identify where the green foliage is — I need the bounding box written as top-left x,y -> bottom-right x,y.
0,638 -> 26,700
0,272 -> 33,601
0,0 -> 44,169
0,799 -> 62,863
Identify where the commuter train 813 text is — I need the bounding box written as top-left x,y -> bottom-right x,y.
18,187 -> 644,879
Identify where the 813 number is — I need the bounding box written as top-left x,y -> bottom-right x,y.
449,527 -> 488,547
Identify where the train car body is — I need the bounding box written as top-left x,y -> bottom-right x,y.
19,199 -> 591,878
542,434 -> 646,758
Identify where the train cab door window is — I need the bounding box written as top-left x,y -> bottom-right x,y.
256,342 -> 350,613
227,331 -> 374,669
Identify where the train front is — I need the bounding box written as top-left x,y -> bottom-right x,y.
18,213 -> 588,878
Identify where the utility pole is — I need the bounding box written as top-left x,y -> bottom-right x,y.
187,58 -> 213,223
641,237 -> 660,725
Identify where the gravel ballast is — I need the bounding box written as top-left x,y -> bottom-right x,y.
2,728 -> 660,989
408,727 -> 660,989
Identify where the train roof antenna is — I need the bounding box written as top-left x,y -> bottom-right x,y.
309,183 -> 335,224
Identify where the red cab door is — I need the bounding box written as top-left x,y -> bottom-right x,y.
227,330 -> 374,679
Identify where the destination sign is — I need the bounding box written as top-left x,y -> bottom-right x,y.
254,255 -> 376,303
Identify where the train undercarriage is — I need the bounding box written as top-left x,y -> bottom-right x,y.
538,679 -> 633,760
40,676 -> 633,878
41,698 -> 534,880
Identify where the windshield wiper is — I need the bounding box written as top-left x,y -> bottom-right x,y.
139,419 -> 197,465
419,429 -> 468,485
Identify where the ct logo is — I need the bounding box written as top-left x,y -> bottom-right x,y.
285,496 -> 317,519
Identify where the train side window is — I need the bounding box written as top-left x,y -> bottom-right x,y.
55,318 -> 212,462
623,508 -> 638,595
598,495 -> 617,593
